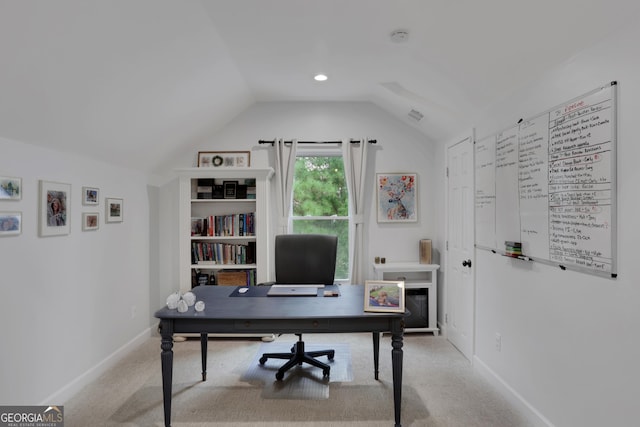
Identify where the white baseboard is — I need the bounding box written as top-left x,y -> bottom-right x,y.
41,327 -> 152,405
473,356 -> 554,427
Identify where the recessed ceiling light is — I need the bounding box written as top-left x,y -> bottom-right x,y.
314,74 -> 328,82
390,29 -> 410,43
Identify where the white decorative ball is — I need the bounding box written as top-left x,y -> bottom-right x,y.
182,291 -> 196,306
177,299 -> 189,313
195,301 -> 205,312
166,292 -> 180,309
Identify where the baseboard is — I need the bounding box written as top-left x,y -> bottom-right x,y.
473,356 -> 555,427
40,327 -> 152,405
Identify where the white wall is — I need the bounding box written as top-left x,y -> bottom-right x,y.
160,101 -> 440,296
0,136 -> 153,405
465,22 -> 640,427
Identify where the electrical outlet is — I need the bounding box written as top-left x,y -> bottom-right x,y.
131,305 -> 137,319
495,333 -> 502,352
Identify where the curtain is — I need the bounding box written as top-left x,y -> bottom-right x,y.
273,138 -> 298,235
342,138 -> 370,284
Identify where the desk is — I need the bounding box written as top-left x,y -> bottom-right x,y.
155,284 -> 405,427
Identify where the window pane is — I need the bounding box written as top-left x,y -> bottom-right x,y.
293,157 -> 348,217
292,219 -> 349,280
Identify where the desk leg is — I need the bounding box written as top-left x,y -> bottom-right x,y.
159,320 -> 174,427
391,328 -> 404,427
200,333 -> 208,381
372,332 -> 380,380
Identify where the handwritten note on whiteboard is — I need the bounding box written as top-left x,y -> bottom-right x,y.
474,83 -> 617,276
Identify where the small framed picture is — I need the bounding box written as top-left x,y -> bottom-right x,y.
197,151 -> 251,168
0,176 -> 21,200
82,186 -> 99,205
39,180 -> 71,237
223,181 -> 238,199
82,212 -> 99,231
376,173 -> 418,223
105,198 -> 123,223
364,280 -> 405,313
0,212 -> 21,236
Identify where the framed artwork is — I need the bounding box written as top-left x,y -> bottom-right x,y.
223,181 -> 238,199
82,186 -> 99,205
105,198 -> 123,223
0,176 -> 21,200
39,180 -> 71,237
376,173 -> 417,223
197,151 -> 251,168
82,212 -> 99,231
0,211 -> 21,236
364,280 -> 405,313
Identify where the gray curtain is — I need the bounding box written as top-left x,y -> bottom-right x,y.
273,139 -> 298,235
342,138 -> 370,284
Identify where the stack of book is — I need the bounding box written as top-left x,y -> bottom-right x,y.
505,241 -> 522,258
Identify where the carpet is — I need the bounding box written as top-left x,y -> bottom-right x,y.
241,342 -> 353,399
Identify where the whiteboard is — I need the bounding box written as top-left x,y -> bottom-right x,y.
474,83 -> 617,277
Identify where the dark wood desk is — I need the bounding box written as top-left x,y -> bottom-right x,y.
155,284 -> 405,427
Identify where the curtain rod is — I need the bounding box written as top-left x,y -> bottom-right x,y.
258,139 -> 376,145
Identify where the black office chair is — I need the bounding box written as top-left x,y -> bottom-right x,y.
259,234 -> 338,380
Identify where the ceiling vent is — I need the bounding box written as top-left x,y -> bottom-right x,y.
408,109 -> 424,122
390,29 -> 410,43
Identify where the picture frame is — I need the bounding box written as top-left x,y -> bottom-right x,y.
82,212 -> 99,231
82,186 -> 99,205
223,181 -> 238,199
376,173 -> 418,223
0,176 -> 21,200
0,211 -> 21,236
39,180 -> 71,237
197,151 -> 251,168
105,198 -> 123,223
364,280 -> 405,313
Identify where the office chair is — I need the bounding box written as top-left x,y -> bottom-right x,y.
259,234 -> 338,380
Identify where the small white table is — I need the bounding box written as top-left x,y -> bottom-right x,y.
372,262 -> 440,335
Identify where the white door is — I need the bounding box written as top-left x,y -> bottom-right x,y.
446,135 -> 475,361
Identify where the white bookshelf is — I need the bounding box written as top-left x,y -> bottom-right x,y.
372,262 -> 440,335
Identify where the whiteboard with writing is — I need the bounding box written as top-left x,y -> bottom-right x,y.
475,83 -> 617,276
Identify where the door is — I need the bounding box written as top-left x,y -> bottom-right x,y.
446,135 -> 475,361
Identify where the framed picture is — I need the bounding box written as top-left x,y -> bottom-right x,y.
0,176 -> 21,200
223,181 -> 238,199
376,173 -> 417,223
197,151 -> 251,168
364,280 -> 405,313
39,180 -> 71,237
105,198 -> 123,223
82,186 -> 99,205
82,212 -> 99,231
0,211 -> 21,236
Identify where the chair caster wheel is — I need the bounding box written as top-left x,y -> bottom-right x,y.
328,351 -> 335,360
276,371 -> 284,381
259,357 -> 267,364
323,369 -> 330,377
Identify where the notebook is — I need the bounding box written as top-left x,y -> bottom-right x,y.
267,285 -> 322,297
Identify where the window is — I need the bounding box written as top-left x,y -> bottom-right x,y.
292,154 -> 349,280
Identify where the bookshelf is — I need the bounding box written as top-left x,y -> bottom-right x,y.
176,167 -> 274,293
372,262 -> 440,335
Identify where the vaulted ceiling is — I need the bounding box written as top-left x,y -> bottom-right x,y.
1,0 -> 638,174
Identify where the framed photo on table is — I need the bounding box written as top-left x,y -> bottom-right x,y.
105,198 -> 123,223
197,151 -> 250,168
364,280 -> 405,313
376,173 -> 417,223
39,180 -> 71,237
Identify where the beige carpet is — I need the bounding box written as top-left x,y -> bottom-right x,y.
63,333 -> 533,427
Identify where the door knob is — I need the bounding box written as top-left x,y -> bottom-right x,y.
462,259 -> 472,268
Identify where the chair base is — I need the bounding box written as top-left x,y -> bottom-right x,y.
259,338 -> 335,380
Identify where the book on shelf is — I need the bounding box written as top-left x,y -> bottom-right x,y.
192,241 -> 256,265
191,213 -> 255,237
